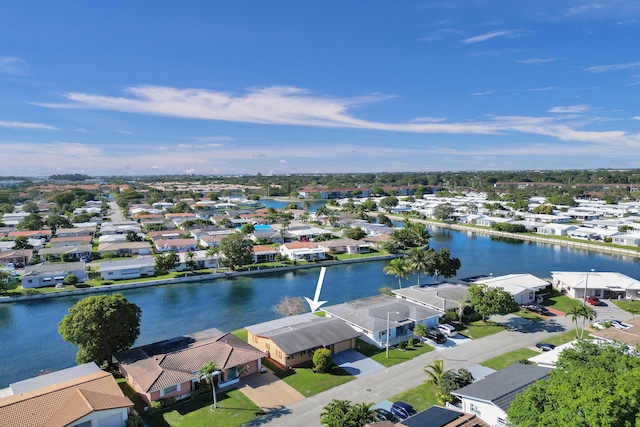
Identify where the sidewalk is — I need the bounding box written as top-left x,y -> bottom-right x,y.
263,314 -> 575,426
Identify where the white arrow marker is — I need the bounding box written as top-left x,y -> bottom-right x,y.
305,266 -> 328,313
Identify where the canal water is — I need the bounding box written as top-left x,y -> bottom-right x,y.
1,226 -> 638,386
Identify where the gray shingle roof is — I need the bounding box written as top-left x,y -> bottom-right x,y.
246,313 -> 361,355
452,364 -> 552,411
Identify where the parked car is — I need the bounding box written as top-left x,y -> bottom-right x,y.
390,401 -> 417,420
586,296 -> 605,306
5,263 -> 14,270
14,262 -> 24,269
535,342 -> 556,352
438,323 -> 458,337
371,408 -> 398,422
610,319 -> 632,330
523,304 -> 551,316
425,328 -> 448,344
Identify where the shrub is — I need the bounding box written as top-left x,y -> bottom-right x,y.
312,348 -> 333,373
398,341 -> 406,350
65,274 -> 78,286
408,338 -> 415,347
441,311 -> 459,323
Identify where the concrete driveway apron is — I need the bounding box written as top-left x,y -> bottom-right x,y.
332,349 -> 385,377
238,369 -> 305,411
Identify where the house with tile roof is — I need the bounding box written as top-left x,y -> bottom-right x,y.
97,242 -> 152,256
154,238 -> 198,253
0,249 -> 33,267
0,362 -> 133,427
114,330 -> 266,404
451,364 -> 552,427
316,238 -> 371,254
245,313 -> 361,368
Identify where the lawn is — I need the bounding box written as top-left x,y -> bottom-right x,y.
481,348 -> 540,370
261,359 -> 354,396
513,310 -> 544,322
459,321 -> 507,339
146,389 -> 265,427
545,289 -> 582,313
356,339 -> 434,368
612,299 -> 640,315
231,329 -> 248,342
391,382 -> 440,412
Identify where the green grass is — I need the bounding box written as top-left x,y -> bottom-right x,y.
231,329 -> 248,342
459,321 -> 507,339
545,289 -> 582,314
612,299 -> 640,315
545,329 -> 589,344
481,348 -> 540,370
513,310 -> 545,322
261,359 -> 354,396
391,382 -> 439,412
356,339 -> 434,368
146,389 -> 265,427
333,249 -> 387,260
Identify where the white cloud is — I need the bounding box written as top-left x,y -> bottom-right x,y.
633,117 -> 640,120
410,116 -> 447,123
470,90 -> 496,96
548,105 -> 590,113
418,28 -> 463,42
584,61 -> 640,73
279,159 -> 288,164
0,120 -> 58,130
514,57 -> 557,65
184,168 -> 196,174
461,30 -> 517,44
0,57 -> 29,75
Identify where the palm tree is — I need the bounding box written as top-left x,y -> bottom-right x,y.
566,304 -> 598,339
384,258 -> 409,288
206,246 -> 220,270
423,359 -> 445,387
407,248 -> 429,286
197,361 -> 221,408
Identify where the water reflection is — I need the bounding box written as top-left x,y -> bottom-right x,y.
0,305 -> 12,328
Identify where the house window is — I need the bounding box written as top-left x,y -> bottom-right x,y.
470,403 -> 481,416
164,385 -> 177,395
265,343 -> 270,350
108,272 -> 113,276
69,421 -> 91,427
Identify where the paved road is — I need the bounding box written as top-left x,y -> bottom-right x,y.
108,201 -> 126,223
253,302 -> 633,427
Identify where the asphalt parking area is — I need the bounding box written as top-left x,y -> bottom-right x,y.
332,349 -> 386,377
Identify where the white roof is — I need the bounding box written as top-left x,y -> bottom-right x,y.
528,340 -> 578,369
475,273 -> 549,294
551,271 -> 640,291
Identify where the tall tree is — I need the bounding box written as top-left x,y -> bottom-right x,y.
508,340 -> 640,427
0,270 -> 12,292
58,294 -> 141,367
424,248 -> 461,283
219,232 -> 254,271
197,361 -> 221,408
438,369 -> 474,404
407,248 -> 429,286
17,213 -> 43,231
423,359 -> 445,388
468,284 -> 517,321
566,304 -> 597,339
206,245 -> 220,270
320,399 -> 374,427
384,258 -> 409,288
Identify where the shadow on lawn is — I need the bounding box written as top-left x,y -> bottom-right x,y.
242,405 -> 292,426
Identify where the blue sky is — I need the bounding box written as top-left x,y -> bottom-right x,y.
2,1 -> 640,176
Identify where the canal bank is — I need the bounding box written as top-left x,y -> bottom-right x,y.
0,254 -> 400,304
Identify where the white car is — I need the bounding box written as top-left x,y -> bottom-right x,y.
610,320 -> 632,330
593,320 -> 632,330
437,323 -> 458,337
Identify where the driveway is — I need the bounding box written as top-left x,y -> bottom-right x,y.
238,370 -> 305,411
333,349 -> 385,377
489,313 -> 534,329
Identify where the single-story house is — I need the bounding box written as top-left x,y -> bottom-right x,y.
249,228 -> 285,244
21,262 -> 86,288
98,256 -> 156,280
537,223 -> 578,236
148,230 -> 185,241
176,250 -> 218,271
322,295 -> 443,348
98,234 -> 130,244
0,362 -> 133,427
55,227 -> 95,238
252,245 -> 278,263
7,230 -> 52,241
97,242 -> 152,256
38,244 -> 93,262
451,364 -> 552,427
316,238 -> 371,254
199,234 -> 226,248
48,235 -> 93,248
551,271 -> 640,300
287,227 -> 332,241
115,330 -> 266,404
278,242 -> 327,261
473,274 -> 549,305
611,233 -> 640,247
392,283 -> 470,312
155,238 -> 198,253
245,313 -> 361,368
475,217 -> 513,228
100,222 -> 140,236
0,249 -> 33,266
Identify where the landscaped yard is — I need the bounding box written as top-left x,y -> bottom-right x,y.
391,382 -> 440,412
612,299 -> 640,315
356,339 -> 434,368
146,389 -> 265,427
481,348 -> 540,370
513,310 -> 545,322
459,321 -> 507,339
261,359 -> 354,396
545,289 -> 582,313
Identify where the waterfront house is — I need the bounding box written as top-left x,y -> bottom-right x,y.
252,245 -> 278,263
245,313 -> 361,368
316,238 -> 371,254
392,283 -> 470,312
552,271 -> 640,300
611,233 -> 640,247
97,241 -> 152,256
472,274 -> 549,305
322,295 -> 442,348
0,362 -> 133,427
278,242 -> 328,261
21,262 -> 86,288
537,223 -> 578,236
98,256 -> 156,280
115,330 -> 265,404
451,364 -> 552,427
176,250 -> 218,270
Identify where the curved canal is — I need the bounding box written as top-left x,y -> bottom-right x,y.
1,225 -> 639,386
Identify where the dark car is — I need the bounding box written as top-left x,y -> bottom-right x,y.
586,296 -> 605,306
525,304 -> 551,316
14,262 -> 24,269
425,328 -> 448,344
535,342 -> 556,352
371,408 -> 398,422
390,401 -> 417,420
